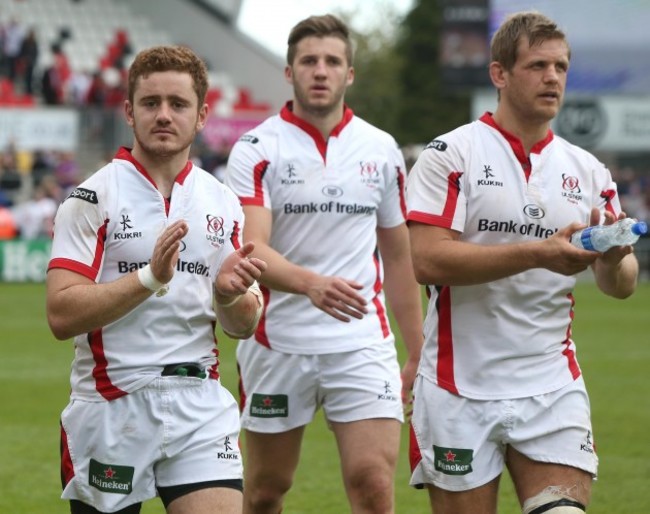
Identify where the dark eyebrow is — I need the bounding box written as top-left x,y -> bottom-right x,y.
139,94 -> 190,104
168,95 -> 191,104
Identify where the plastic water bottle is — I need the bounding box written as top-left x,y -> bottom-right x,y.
571,218 -> 648,252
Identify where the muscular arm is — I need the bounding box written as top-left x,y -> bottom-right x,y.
47,269 -> 154,341
377,224 -> 423,403
408,221 -> 600,287
242,205 -> 367,322
47,220 -> 188,340
589,208 -> 639,299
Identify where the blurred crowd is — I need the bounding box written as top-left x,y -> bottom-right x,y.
0,134 -> 234,241
614,167 -> 650,226
0,142 -> 81,240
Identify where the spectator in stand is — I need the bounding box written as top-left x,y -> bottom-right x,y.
41,43 -> 71,104
0,188 -> 13,208
41,62 -> 61,105
2,17 -> 24,86
37,169 -> 65,203
53,151 -> 82,194
0,205 -> 18,239
19,27 -> 38,95
85,70 -> 108,141
30,149 -> 56,188
41,45 -> 66,105
0,143 -> 22,203
66,68 -> 92,106
11,176 -> 59,239
86,70 -> 107,106
53,43 -> 71,95
102,65 -> 128,107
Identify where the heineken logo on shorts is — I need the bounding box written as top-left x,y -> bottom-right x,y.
88,459 -> 134,494
433,446 -> 473,475
250,393 -> 288,418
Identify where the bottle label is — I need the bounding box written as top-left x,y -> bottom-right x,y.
580,227 -> 596,251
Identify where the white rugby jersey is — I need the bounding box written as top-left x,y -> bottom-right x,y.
226,102 -> 407,354
407,113 -> 620,400
49,147 -> 243,401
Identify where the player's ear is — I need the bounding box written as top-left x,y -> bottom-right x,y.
346,66 -> 354,87
489,61 -> 506,90
197,103 -> 209,130
284,65 -> 293,85
124,100 -> 134,127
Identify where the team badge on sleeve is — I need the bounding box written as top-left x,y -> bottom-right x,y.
238,134 -> 259,144
425,139 -> 448,152
68,187 -> 99,204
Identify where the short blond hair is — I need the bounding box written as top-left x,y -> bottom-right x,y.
491,11 -> 570,71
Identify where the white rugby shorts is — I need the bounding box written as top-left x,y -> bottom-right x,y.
409,375 -> 598,491
60,376 -> 242,512
238,338 -> 404,433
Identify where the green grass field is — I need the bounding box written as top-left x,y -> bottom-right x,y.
1,282 -> 649,513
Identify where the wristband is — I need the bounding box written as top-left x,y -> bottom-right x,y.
137,264 -> 169,297
216,293 -> 244,308
215,281 -> 262,308
221,282 -> 264,339
248,281 -> 264,326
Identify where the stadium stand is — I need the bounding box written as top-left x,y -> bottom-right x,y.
1,0 -> 273,114
0,0 -> 276,210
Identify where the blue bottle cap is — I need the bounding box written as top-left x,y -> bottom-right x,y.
632,221 -> 648,236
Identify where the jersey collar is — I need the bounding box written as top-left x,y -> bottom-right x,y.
114,147 -> 193,188
280,101 -> 354,162
479,112 -> 554,163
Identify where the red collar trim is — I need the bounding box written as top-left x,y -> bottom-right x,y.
114,147 -> 193,187
279,101 -> 354,161
479,112 -> 554,166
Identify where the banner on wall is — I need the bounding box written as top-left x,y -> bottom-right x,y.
0,108 -> 79,151
0,239 -> 52,282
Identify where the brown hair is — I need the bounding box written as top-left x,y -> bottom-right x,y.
127,45 -> 209,105
287,14 -> 353,66
490,11 -> 570,71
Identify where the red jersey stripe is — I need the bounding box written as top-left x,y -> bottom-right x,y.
372,250 -> 390,338
407,171 -> 463,230
408,422 -> 423,473
436,286 -> 458,394
396,166 -> 407,219
60,424 -> 75,486
89,329 -> 128,401
562,292 -> 581,379
48,219 -> 108,280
